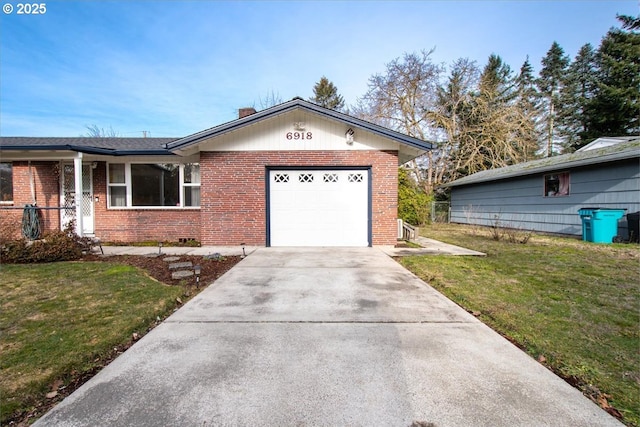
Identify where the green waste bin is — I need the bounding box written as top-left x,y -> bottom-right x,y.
578,208 -> 626,243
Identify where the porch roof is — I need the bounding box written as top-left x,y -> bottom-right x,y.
0,137 -> 177,156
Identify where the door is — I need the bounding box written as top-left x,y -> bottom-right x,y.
268,169 -> 370,246
61,163 -> 94,235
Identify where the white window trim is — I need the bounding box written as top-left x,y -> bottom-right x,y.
107,162 -> 201,209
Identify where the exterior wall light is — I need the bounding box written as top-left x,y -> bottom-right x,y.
345,128 -> 355,145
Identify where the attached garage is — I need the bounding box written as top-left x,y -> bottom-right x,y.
268,168 -> 370,246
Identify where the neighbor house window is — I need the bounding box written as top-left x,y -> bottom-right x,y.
544,172 -> 570,197
0,162 -> 13,203
107,163 -> 200,208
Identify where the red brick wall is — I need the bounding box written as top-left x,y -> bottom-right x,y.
1,162 -> 61,239
4,151 -> 398,246
200,150 -> 398,246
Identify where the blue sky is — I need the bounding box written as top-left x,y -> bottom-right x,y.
0,0 -> 636,138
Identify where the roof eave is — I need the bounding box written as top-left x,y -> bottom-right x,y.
442,148 -> 640,188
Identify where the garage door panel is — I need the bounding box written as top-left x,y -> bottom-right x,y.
269,170 -> 369,247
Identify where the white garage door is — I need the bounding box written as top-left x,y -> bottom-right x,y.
269,169 -> 370,247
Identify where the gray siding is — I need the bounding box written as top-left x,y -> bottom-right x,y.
450,159 -> 640,239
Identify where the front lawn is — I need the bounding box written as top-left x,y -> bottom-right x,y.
0,261 -> 187,424
399,223 -> 640,426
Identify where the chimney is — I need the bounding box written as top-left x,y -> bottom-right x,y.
239,107 -> 257,119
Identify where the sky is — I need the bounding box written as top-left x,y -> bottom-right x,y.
0,0 -> 636,138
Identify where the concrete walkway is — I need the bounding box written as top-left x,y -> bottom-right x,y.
35,248 -> 620,427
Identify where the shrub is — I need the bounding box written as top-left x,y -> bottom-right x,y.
398,168 -> 432,226
1,230 -> 83,263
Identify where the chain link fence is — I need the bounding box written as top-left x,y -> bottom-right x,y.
429,201 -> 450,223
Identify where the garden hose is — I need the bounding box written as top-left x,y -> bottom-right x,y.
22,204 -> 41,240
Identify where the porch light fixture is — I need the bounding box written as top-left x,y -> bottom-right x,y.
194,265 -> 201,286
91,162 -> 98,169
345,128 -> 355,145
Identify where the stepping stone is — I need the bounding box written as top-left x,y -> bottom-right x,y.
172,270 -> 194,280
169,261 -> 193,270
163,256 -> 181,262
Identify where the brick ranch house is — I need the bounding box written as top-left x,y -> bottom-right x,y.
0,98 -> 432,247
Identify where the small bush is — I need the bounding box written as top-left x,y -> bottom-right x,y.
1,230 -> 83,264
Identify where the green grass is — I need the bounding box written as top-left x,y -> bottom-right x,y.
0,261 -> 184,424
399,223 -> 640,426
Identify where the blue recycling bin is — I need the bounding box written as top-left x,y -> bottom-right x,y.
578,208 -> 626,243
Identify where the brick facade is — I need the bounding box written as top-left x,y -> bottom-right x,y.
4,150 -> 399,246
199,150 -> 398,246
1,162 -> 61,240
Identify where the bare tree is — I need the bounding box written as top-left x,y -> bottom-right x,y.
352,49 -> 444,194
83,124 -> 120,138
257,90 -> 283,110
428,58 -> 480,185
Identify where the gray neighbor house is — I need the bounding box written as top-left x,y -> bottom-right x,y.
443,137 -> 640,241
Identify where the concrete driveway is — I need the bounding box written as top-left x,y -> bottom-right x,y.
35,248 -> 622,427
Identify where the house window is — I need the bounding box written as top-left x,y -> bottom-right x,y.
182,163 -> 201,207
0,162 -> 13,203
107,163 -> 200,208
544,172 -> 570,197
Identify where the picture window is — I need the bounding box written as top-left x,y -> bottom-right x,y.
107,163 -> 200,208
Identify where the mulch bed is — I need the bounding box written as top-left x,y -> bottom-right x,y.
84,253 -> 242,286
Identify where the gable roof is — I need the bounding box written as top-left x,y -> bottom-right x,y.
576,136 -> 637,152
0,98 -> 432,161
443,137 -> 640,188
165,97 -> 433,158
0,137 -> 176,156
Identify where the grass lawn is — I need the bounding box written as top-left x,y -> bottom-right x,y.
0,261 -> 185,424
399,223 -> 640,426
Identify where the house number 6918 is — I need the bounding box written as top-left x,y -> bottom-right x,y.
286,132 -> 312,140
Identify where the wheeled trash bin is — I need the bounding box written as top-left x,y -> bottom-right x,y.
578,208 -> 626,243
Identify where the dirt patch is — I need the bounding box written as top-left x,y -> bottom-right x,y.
84,253 -> 241,287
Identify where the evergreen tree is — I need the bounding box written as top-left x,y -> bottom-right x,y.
558,43 -> 598,151
309,76 -> 345,110
537,42 -> 570,156
587,15 -> 640,137
514,56 -> 542,159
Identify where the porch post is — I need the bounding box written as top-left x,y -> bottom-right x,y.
74,154 -> 84,236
